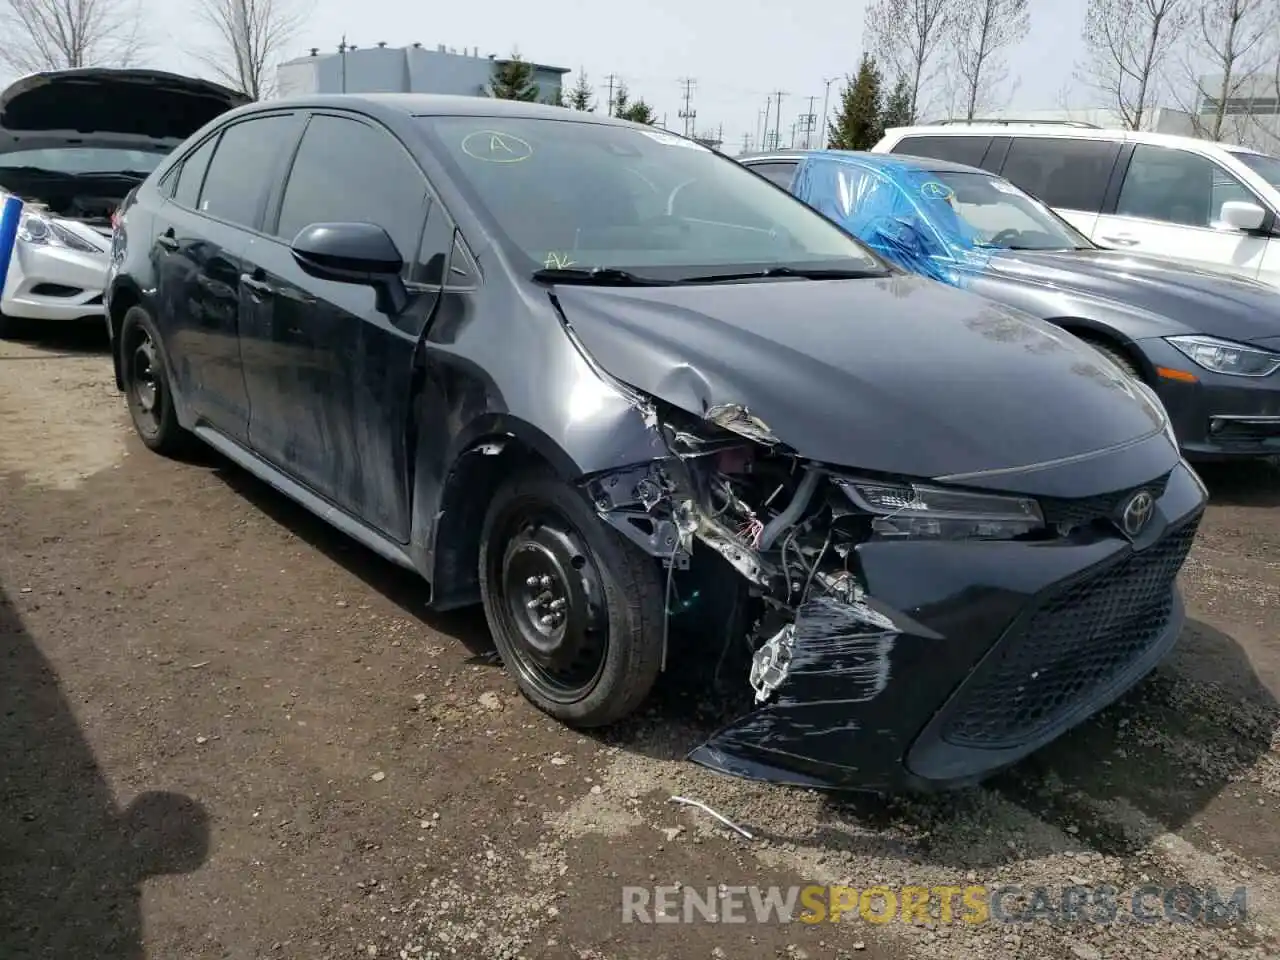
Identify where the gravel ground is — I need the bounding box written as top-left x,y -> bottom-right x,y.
2,326 -> 1278,960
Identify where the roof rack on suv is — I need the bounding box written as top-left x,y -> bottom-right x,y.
933,118 -> 1102,128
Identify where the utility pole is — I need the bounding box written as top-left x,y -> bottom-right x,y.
762,96 -> 773,150
741,132 -> 750,153
603,74 -> 618,117
803,95 -> 818,148
772,90 -> 786,152
338,35 -> 349,93
819,77 -> 839,151
677,77 -> 697,137
756,108 -> 766,151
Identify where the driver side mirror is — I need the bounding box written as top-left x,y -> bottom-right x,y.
1218,200 -> 1266,233
290,222 -> 409,315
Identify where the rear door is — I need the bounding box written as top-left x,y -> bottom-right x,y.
151,112 -> 299,442
239,110 -> 442,541
1091,143 -> 1272,278
994,135 -> 1121,237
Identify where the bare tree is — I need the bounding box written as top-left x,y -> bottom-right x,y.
1079,0 -> 1191,130
192,0 -> 307,100
864,0 -> 952,123
946,0 -> 1031,120
1170,0 -> 1279,143
0,0 -> 145,73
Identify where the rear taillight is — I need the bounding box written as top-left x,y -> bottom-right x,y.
111,208 -> 121,231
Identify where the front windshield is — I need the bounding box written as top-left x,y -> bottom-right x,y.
415,116 -> 885,278
1233,150 -> 1280,191
0,147 -> 166,176
927,170 -> 1092,251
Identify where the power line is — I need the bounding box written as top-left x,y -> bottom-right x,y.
678,77 -> 697,137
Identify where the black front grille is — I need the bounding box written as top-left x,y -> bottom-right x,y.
1039,473 -> 1171,530
941,516 -> 1200,750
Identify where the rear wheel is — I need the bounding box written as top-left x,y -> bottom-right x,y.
121,305 -> 193,456
479,471 -> 665,727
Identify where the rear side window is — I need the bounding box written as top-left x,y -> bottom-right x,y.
172,135 -> 217,210
275,114 -> 428,261
891,135 -> 992,167
198,114 -> 295,228
748,161 -> 800,189
999,137 -> 1120,213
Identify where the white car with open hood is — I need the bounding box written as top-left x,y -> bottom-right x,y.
0,68 -> 247,337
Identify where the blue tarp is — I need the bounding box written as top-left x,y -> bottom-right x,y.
0,193 -> 22,298
790,152 -> 991,286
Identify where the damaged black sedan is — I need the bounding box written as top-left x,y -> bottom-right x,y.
106,96 -> 1208,792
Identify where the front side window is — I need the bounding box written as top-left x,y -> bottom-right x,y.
275,114 -> 428,261
1116,145 -> 1257,228
747,161 -> 800,189
416,117 -> 885,280
199,114 -> 296,228
1000,137 -> 1120,213
892,135 -> 992,168
1233,150 -> 1280,192
926,171 -> 1091,251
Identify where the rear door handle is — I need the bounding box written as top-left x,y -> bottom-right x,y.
1099,235 -> 1140,246
242,275 -> 275,297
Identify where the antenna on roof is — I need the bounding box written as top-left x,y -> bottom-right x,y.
377,41 -> 386,48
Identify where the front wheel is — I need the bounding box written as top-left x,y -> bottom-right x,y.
479,471 -> 666,727
1084,337 -> 1142,379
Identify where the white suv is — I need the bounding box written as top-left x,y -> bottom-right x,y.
872,123 -> 1280,288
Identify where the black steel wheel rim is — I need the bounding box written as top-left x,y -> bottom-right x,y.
491,503 -> 609,703
127,328 -> 162,437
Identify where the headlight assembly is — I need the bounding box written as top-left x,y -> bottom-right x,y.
836,477 -> 1044,541
17,211 -> 103,254
1166,335 -> 1280,378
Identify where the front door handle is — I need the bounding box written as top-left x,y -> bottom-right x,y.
241,274 -> 275,297
1099,235 -> 1140,246
156,229 -> 178,251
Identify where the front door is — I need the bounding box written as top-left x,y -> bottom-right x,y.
239,111 -> 446,542
1091,143 -> 1271,279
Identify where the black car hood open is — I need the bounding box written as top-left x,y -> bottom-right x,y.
0,68 -> 249,152
984,248 -> 1280,344
553,273 -> 1165,479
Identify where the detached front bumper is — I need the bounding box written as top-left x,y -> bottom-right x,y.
690,459 -> 1206,793
1137,336 -> 1280,460
1,238 -> 109,321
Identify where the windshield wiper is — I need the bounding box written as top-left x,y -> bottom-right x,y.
531,266 -> 674,286
676,265 -> 886,283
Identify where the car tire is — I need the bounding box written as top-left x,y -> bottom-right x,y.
1084,337 -> 1142,379
479,469 -> 666,728
0,312 -> 26,340
120,305 -> 193,456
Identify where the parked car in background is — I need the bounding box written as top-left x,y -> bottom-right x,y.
869,123 -> 1280,289
0,68 -> 247,338
108,95 -> 1205,792
742,149 -> 1280,462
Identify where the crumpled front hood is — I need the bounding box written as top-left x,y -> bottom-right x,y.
985,248 -> 1280,344
0,68 -> 248,151
553,273 -> 1166,479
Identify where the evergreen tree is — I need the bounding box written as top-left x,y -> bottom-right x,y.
488,51 -> 539,101
612,82 -> 656,124
827,54 -> 883,150
881,73 -> 913,130
567,70 -> 595,111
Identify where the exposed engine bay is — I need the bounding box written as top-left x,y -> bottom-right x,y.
0,169 -> 140,228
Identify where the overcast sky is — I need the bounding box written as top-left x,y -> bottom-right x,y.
109,0 -> 1087,148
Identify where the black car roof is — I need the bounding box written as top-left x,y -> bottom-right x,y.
237,92 -> 642,127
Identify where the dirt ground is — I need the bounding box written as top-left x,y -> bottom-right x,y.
2,326 -> 1279,960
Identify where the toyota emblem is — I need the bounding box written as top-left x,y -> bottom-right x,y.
1121,489 -> 1155,537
